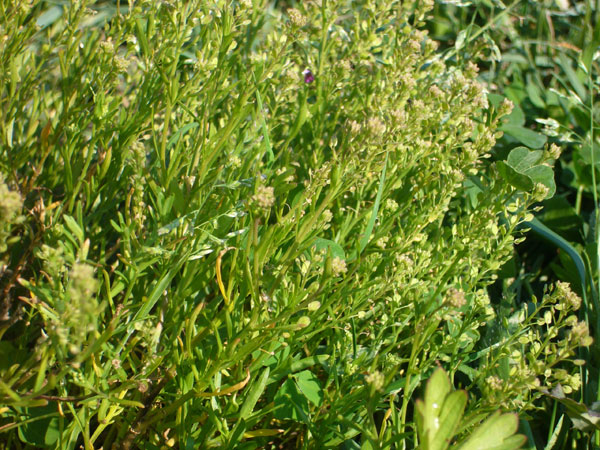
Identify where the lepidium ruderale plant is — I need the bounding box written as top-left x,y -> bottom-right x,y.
0,0 -> 589,448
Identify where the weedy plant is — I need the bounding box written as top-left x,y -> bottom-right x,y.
0,0 -> 592,448
431,0 -> 600,447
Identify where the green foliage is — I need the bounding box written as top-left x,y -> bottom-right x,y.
497,147 -> 556,199
415,368 -> 526,450
0,0 -> 590,448
430,0 -> 600,447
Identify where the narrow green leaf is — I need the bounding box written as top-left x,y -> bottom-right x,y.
252,71 -> 274,167
525,218 -> 587,294
558,53 -> 587,102
239,367 -> 270,420
134,18 -> 151,59
63,215 -> 84,244
33,353 -> 49,392
582,30 -> 600,73
415,399 -> 427,446
36,6 -> 63,29
106,397 -> 145,408
129,268 -> 178,329
167,122 -> 199,149
518,420 -> 536,450
455,29 -> 468,52
283,90 -> 308,149
425,369 -> 451,418
227,418 -> 246,446
544,415 -> 563,450
525,76 -> 546,108
359,153 -> 388,254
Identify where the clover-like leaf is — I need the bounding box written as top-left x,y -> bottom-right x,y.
273,378 -> 310,423
294,370 -> 323,407
498,146 -> 556,199
506,147 -> 543,171
496,161 -> 533,192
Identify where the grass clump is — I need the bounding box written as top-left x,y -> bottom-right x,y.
0,0 -> 590,448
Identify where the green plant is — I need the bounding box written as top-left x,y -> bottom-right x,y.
430,1 -> 600,447
0,0 -> 590,448
415,368 -> 526,450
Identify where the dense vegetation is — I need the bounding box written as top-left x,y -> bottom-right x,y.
0,0 -> 597,448
431,1 -> 600,448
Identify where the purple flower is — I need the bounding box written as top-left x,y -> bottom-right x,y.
303,68 -> 315,84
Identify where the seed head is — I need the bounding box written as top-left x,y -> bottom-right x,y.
288,8 -> 307,27
445,288 -> 466,308
331,257 -> 347,277
252,186 -> 275,210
